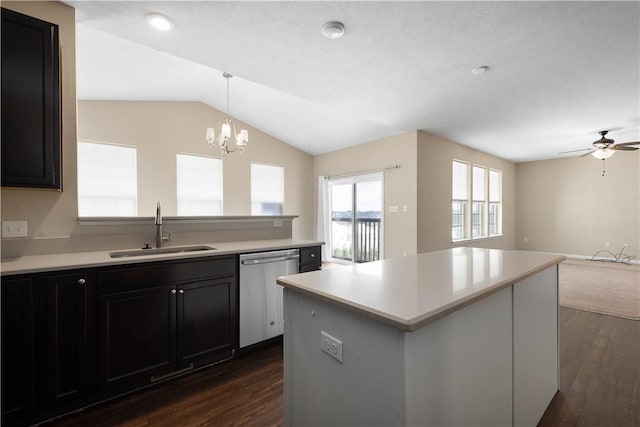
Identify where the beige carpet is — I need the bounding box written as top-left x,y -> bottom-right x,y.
559,258 -> 640,320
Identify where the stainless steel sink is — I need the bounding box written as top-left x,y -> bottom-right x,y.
109,245 -> 216,258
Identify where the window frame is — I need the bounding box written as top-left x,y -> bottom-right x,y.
176,152 -> 224,216
452,160 -> 470,241
77,140 -> 138,217
250,162 -> 285,215
451,160 -> 502,242
488,168 -> 502,237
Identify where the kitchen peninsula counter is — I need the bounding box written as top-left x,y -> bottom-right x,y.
0,238 -> 322,275
277,247 -> 565,426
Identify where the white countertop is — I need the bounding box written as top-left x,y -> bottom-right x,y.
1,239 -> 323,275
277,247 -> 565,331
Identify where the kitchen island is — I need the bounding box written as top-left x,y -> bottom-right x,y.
277,247 -> 565,426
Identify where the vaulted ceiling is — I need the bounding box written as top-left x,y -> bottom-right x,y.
68,1 -> 640,162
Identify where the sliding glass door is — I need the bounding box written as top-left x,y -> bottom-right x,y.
328,173 -> 383,263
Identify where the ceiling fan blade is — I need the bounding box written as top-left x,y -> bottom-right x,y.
558,148 -> 591,154
614,141 -> 640,147
580,150 -> 596,157
611,145 -> 639,151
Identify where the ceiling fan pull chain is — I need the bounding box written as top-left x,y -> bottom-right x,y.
602,159 -> 606,177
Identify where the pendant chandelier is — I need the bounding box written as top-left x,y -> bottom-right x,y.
206,72 -> 248,154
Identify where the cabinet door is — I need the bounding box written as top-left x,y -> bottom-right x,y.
1,277 -> 34,423
44,271 -> 88,408
299,246 -> 321,272
177,276 -> 237,368
1,8 -> 61,189
99,285 -> 176,392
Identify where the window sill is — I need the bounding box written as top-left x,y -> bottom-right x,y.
77,215 -> 298,226
452,234 -> 503,245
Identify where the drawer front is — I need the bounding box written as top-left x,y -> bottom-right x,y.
98,256 -> 237,295
300,246 -> 321,265
299,263 -> 321,273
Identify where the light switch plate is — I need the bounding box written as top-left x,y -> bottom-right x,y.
2,221 -> 27,238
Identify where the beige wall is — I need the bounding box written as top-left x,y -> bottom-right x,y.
416,131 -> 517,253
1,1 -> 78,240
516,152 -> 640,258
78,101 -> 314,239
313,132 -> 419,259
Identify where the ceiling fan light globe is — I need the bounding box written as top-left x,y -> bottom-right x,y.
591,148 -> 614,160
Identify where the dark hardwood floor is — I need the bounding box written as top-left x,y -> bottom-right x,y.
539,308 -> 640,427
45,307 -> 638,427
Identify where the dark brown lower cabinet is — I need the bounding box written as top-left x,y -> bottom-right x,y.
96,256 -> 238,397
44,271 -> 89,409
99,284 -> 176,392
178,277 -> 237,367
0,254 -> 240,426
299,245 -> 322,272
1,277 -> 35,424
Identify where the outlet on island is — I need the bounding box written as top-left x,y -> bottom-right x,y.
321,330 -> 343,363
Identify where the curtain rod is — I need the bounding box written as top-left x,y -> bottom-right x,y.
324,164 -> 401,180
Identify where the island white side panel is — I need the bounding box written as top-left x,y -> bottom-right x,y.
513,266 -> 559,426
403,286 -> 513,426
283,289 -> 405,426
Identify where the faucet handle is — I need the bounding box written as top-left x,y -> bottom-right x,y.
162,231 -> 172,242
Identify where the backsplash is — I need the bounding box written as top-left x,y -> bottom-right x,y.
1,216 -> 295,258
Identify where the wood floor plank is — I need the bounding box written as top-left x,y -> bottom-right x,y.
46,308 -> 639,426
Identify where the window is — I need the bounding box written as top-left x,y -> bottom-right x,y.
176,154 -> 223,216
452,160 -> 468,240
472,166 -> 486,238
77,141 -> 137,216
328,173 -> 383,263
251,163 -> 284,215
489,169 -> 501,236
452,160 -> 501,241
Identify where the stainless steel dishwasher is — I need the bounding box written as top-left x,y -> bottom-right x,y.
239,249 -> 300,348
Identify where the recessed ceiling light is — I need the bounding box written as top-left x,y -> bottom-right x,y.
321,21 -> 345,39
146,13 -> 174,31
472,66 -> 489,75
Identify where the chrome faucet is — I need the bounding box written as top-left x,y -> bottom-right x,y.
155,202 -> 170,248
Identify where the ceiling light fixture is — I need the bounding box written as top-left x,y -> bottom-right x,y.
321,21 -> 345,39
591,148 -> 614,160
206,72 -> 248,154
472,66 -> 489,75
146,13 -> 174,31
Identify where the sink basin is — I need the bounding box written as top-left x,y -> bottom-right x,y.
109,245 -> 216,258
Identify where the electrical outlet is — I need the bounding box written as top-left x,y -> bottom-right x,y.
605,242 -> 610,248
273,220 -> 283,228
403,205 -> 408,212
389,205 -> 399,213
321,331 -> 343,363
2,221 -> 27,238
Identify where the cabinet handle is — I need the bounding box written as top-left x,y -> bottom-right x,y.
77,278 -> 86,285
310,253 -> 315,258
178,290 -> 184,294
171,289 -> 177,295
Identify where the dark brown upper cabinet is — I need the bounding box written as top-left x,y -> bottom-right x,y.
1,7 -> 61,190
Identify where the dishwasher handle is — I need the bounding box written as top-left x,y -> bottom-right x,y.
241,254 -> 300,265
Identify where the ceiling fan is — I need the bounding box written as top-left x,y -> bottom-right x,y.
560,130 -> 640,159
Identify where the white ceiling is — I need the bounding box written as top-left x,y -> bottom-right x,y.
68,1 -> 640,162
